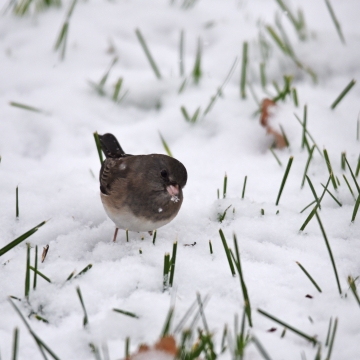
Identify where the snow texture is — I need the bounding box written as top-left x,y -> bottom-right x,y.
1,0 -> 360,359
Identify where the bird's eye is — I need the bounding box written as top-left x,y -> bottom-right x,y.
161,169 -> 168,178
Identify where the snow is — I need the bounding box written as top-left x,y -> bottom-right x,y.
0,0 -> 360,359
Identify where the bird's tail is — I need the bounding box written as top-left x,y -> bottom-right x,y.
98,133 -> 125,158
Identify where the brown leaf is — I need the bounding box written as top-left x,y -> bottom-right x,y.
154,336 -> 177,355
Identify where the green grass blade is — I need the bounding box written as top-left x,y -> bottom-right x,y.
9,101 -> 44,113
306,176 -> 321,209
76,286 -> 89,327
251,336 -> 273,360
159,132 -> 173,157
192,37 -> 202,84
331,79 -> 356,109
93,132 -> 104,164
218,204 -> 232,223
279,125 -> 290,147
29,266 -> 51,283
16,186 -> 19,218
135,28 -> 162,79
294,114 -> 322,156
113,77 -> 123,102
219,229 -> 236,276
169,241 -> 178,287
320,183 -> 342,207
260,62 -> 266,88
163,253 -> 170,290
74,264 -> 92,279
275,156 -> 294,205
347,276 -> 360,307
292,88 -> 299,107
240,41 -> 248,99
325,317 -> 338,360
351,195 -> 360,222
257,309 -> 317,345
301,105 -> 307,149
25,243 -> 31,300
12,327 -> 19,360
160,306 -> 174,338
209,240 -> 213,254
301,145 -> 315,188
113,308 -> 139,318
355,155 -> 360,176
315,212 -> 341,294
181,106 -> 191,122
345,156 -> 360,194
300,200 -> 316,214
179,30 -> 185,77
242,176 -> 247,199
324,0 -> 345,44
152,230 -> 157,245
296,262 -> 322,292
33,245 -> 38,289
323,149 -> 337,190
223,172 -> 227,198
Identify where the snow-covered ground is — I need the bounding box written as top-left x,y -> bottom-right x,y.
1,0 -> 360,358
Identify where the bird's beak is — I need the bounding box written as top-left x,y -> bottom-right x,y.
166,184 -> 179,196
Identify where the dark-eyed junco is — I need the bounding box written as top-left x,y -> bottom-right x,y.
98,133 -> 187,242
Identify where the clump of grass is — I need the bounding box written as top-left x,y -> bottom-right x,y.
135,28 -> 162,79
330,79 -> 356,109
275,156 -> 294,206
54,0 -> 78,60
0,220 -> 47,257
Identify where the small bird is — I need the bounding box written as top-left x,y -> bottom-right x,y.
98,133 -> 187,242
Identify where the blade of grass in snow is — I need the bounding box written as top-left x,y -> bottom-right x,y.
169,241 -> 178,287
355,155 -> 360,176
204,57 -> 238,115
209,240 -> 213,254
163,253 -> 170,290
294,114 -> 322,156
275,156 -> 293,205
160,306 -> 174,337
324,0 -> 345,44
341,152 -> 346,170
179,30 -> 185,76
306,176 -> 321,209
196,293 -> 210,333
325,318 -> 338,360
323,149 -> 337,190
33,245 -> 38,289
279,125 -> 290,147
152,230 -> 157,245
135,28 -> 162,79
247,81 -> 260,107
260,62 -> 266,88
315,212 -> 341,294
223,173 -> 228,198
15,186 -> 19,218
300,176 -> 331,230
12,327 -> 19,360
76,286 -> 89,327
343,175 -> 356,200
233,233 -> 252,327
192,37 -> 202,84
112,77 -> 123,102
320,183 -> 342,207
9,298 -> 60,360
257,309 -> 317,345
220,324 -> 227,353
93,132 -> 104,164
251,336 -> 272,360
218,204 -> 232,223
29,266 -> 51,283
326,318 -> 332,346
347,276 -> 360,307
174,299 -> 198,334
240,42 -> 248,99
344,157 -> 360,194
74,264 -> 92,279
25,243 -> 31,300
159,132 -> 173,157
242,176 -> 247,199
113,308 -> 139,318
292,88 -> 299,107
219,229 -> 236,276
9,101 -> 44,114
296,262 -> 322,293
301,145 -> 315,188
275,14 -> 295,57
351,195 -> 360,222
301,105 -> 307,149
125,337 -> 130,359
331,80 -> 356,109
300,200 -> 316,213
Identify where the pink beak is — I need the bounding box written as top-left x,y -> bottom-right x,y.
167,184 -> 179,196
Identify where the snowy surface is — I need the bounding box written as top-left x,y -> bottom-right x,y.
1,0 -> 360,359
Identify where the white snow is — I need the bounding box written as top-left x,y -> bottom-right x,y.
1,0 -> 360,359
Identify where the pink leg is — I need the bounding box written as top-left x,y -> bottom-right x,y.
113,228 -> 119,242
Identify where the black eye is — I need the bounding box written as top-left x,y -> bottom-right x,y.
161,169 -> 168,178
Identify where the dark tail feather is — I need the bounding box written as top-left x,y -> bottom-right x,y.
98,133 -> 125,158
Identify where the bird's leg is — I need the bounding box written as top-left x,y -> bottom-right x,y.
148,230 -> 153,236
113,227 -> 119,242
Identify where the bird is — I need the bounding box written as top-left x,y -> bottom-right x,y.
98,133 -> 187,242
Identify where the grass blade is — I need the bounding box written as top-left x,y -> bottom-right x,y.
301,105 -> 307,149
324,0 -> 345,44
209,240 -> 213,254
323,149 -> 337,190
240,42 -> 248,99
219,229 -> 236,276
260,62 -> 267,88
181,106 -> 191,122
325,317 -> 338,360
306,176 -> 321,209
257,309 -> 317,345
192,37 -> 202,84
152,230 -> 157,245
251,336 -> 272,360
301,145 -> 315,188
163,253 -> 170,290
344,156 -> 360,194
347,276 -> 360,307
33,245 -> 38,289
135,28 -> 161,79
300,200 -> 317,214
279,125 -> 290,147
351,194 -> 360,222
292,88 -> 299,107
9,101 -> 44,113
93,132 -> 104,164
330,79 -> 356,109
12,327 -> 19,360
315,212 -> 341,294
29,266 -> 51,283
16,186 -> 19,218
169,241 -> 178,287
296,262 -> 322,292
159,132 -> 173,157
233,234 -> 252,327
223,172 -> 228,198
25,243 -> 31,300
294,114 -> 322,156
269,147 -> 282,166
112,77 -> 123,102
242,176 -> 247,199
74,264 -> 92,279
275,156 -> 294,206
113,308 -> 139,318
160,306 -> 174,337
76,286 -> 89,327
179,30 -> 185,77
320,183 -> 342,207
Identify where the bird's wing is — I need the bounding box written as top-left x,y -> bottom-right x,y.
99,157 -> 131,195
